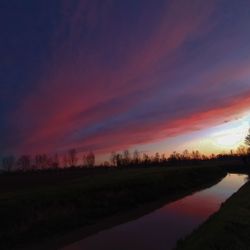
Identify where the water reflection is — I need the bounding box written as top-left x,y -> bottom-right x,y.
62,174 -> 247,250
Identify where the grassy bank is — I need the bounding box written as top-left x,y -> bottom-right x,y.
0,166 -> 225,249
176,175 -> 250,250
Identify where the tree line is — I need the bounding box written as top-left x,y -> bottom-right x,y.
1,129 -> 250,172
110,145 -> 250,167
1,150 -> 95,172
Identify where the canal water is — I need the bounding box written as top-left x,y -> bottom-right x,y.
62,173 -> 248,250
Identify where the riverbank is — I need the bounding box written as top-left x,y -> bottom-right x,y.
176,174 -> 250,250
0,166 -> 225,249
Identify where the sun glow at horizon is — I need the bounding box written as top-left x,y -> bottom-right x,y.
210,120 -> 249,149
144,114 -> 250,159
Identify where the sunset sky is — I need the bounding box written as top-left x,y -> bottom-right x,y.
1,0 -> 250,161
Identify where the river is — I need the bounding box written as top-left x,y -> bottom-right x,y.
62,173 -> 248,250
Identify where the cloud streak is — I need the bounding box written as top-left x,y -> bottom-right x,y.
1,0 -> 250,157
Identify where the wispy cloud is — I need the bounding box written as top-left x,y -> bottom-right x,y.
2,0 -> 250,156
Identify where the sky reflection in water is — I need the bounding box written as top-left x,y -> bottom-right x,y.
62,174 -> 247,250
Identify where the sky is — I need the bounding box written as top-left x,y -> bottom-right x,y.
1,0 -> 250,161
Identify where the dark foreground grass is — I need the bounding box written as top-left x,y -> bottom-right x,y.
0,166 -> 225,249
176,176 -> 250,250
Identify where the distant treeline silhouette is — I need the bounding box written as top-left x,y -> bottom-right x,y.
1,130 -> 250,172
1,150 -> 95,172
109,146 -> 250,168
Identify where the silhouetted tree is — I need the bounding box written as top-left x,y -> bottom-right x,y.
115,153 -> 123,167
245,129 -> 250,148
236,145 -> 248,164
2,156 -> 15,172
63,154 -> 71,168
154,152 -> 160,164
110,152 -> 117,166
168,151 -> 179,163
17,155 -> 31,171
160,153 -> 167,164
133,150 -> 140,165
191,150 -> 201,160
182,150 -> 190,160
68,149 -> 78,167
35,154 -> 50,169
210,153 -> 215,159
84,151 -> 95,167
201,154 -> 208,160
143,153 -> 150,166
237,145 -> 247,156
123,150 -> 131,166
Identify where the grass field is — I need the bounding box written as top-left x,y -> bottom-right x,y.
176,175 -> 250,250
0,166 -> 226,249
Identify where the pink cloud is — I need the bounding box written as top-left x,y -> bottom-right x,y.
8,0 -> 250,158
